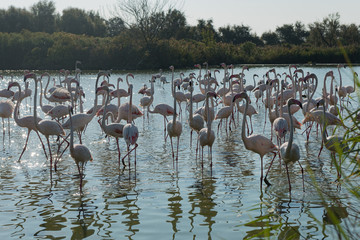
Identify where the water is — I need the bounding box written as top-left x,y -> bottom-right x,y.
0,65 -> 359,239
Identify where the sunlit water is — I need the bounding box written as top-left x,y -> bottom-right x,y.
0,65 -> 359,239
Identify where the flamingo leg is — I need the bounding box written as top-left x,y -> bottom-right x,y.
116,138 -> 122,167
285,163 -> 292,192
170,137 -> 174,167
46,137 -> 53,180
54,136 -> 70,170
264,152 -> 277,186
121,144 -> 138,168
260,156 -> 264,190
35,130 -> 48,159
176,136 -> 180,164
18,129 -> 31,162
298,161 -> 305,192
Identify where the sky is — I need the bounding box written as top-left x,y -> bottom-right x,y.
2,0 -> 360,35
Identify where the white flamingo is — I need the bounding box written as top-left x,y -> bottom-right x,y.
24,73 -> 68,179
68,105 -> 93,194
122,84 -> 139,169
7,81 -> 48,161
167,80 -> 182,166
233,92 -> 278,189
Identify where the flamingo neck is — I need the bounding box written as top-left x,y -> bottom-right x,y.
69,109 -> 74,152
285,102 -> 294,157
241,97 -> 249,142
101,91 -> 110,130
13,84 -> 21,124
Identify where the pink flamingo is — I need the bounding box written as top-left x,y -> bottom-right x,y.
68,105 -> 93,194
98,85 -> 125,168
148,103 -> 174,141
8,81 -> 48,161
122,84 -> 139,168
199,91 -> 217,170
24,73 -> 68,179
233,92 -> 278,189
188,78 -> 204,158
167,80 -> 182,166
266,98 -> 304,192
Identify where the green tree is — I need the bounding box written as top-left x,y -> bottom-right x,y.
261,31 -> 280,45
59,8 -> 106,36
106,17 -> 127,37
0,6 -> 33,32
31,0 -> 56,33
308,13 -> 341,47
339,23 -> 360,46
276,21 -> 307,45
218,24 -> 262,45
158,9 -> 188,40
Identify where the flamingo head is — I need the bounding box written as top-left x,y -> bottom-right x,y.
68,105 -> 74,115
206,91 -> 217,99
232,92 -> 248,102
316,99 -> 325,108
7,81 -> 19,90
96,85 -> 109,94
24,72 -> 36,82
287,98 -> 302,109
194,64 -> 200,68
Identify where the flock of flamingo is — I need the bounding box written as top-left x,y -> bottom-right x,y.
0,62 -> 357,194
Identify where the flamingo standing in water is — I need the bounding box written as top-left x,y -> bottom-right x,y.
24,73 -> 68,179
199,91 -> 217,171
62,71 -> 108,143
317,99 -> 349,179
7,81 -> 48,161
266,98 -> 304,192
188,77 -> 204,158
167,80 -> 182,166
0,96 -> 14,139
68,105 -> 92,194
233,92 -> 278,189
122,84 -> 139,169
98,85 -> 125,168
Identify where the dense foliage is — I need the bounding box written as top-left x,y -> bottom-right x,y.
0,1 -> 359,70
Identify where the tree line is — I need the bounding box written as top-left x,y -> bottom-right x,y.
0,0 -> 359,70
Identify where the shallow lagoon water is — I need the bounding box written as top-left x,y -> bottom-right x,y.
0,65 -> 359,239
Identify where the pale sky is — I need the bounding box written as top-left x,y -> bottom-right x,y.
2,0 -> 360,35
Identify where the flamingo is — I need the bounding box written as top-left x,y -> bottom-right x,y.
7,81 -> 48,161
167,80 -> 182,166
148,103 -> 174,141
0,92 -> 14,136
122,84 -> 139,168
336,64 -> 347,107
110,77 -> 130,107
188,79 -> 204,158
47,79 -> 79,121
344,72 -> 357,97
39,77 -> 55,115
267,98 -> 304,192
199,91 -> 217,170
233,92 -> 278,189
139,76 -> 155,118
24,73 -> 68,179
62,72 -> 108,143
42,72 -> 71,104
67,105 -> 92,194
98,85 -> 125,168
317,99 -> 349,178
237,101 -> 258,135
